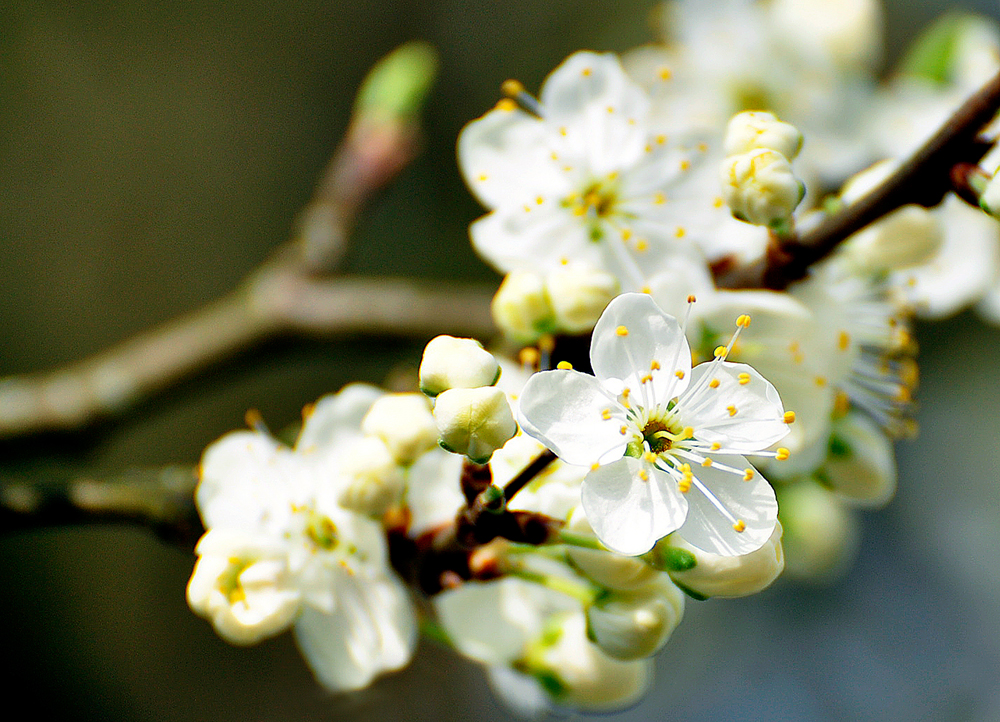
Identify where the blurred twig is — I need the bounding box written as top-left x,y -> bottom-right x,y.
0,42 -> 494,439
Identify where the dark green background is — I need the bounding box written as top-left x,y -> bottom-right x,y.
2,1 -> 1000,720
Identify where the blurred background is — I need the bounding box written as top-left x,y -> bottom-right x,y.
2,0 -> 1000,719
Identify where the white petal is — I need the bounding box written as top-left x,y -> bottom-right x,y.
196,431 -> 287,529
581,458 -> 688,555
518,369 -> 628,466
677,458 -> 778,556
458,106 -> 571,209
295,383 -> 383,452
589,293 -> 690,402
683,361 -> 789,451
470,205 -> 597,274
294,571 -> 416,692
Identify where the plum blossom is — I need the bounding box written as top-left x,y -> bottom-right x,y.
518,293 -> 790,556
189,385 -> 417,692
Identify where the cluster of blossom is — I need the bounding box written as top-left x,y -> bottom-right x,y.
186,0 -> 1000,715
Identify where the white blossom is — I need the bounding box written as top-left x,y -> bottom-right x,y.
585,573 -> 685,660
723,110 -> 802,160
721,148 -> 804,230
433,385 -> 518,463
518,293 -> 789,556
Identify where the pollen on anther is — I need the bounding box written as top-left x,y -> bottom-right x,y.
654,192 -> 666,205
776,448 -> 790,461
640,373 -> 652,384
601,408 -> 612,420
650,360 -> 661,371
559,126 -> 568,136
815,376 -> 827,387
621,228 -> 633,241
582,67 -> 592,77
838,330 -> 850,350
682,426 -> 694,439
658,67 -> 672,81
727,405 -> 737,417
656,134 -> 666,145
702,458 -> 712,467
743,469 -> 754,481
736,314 -> 752,328
556,360 -> 573,370
501,78 -> 525,97
709,378 -> 721,388
478,173 -> 488,182
591,462 -> 600,471
733,520 -> 747,533
675,226 -> 687,238
711,442 -> 721,450
697,142 -> 708,152
738,373 -> 751,385
713,196 -> 724,208
713,346 -> 727,358
606,105 -> 615,114
616,325 -> 629,336
675,369 -> 685,379
636,240 -> 649,252
536,196 -> 545,205
620,425 -> 628,435
783,411 -> 796,424
679,159 -> 691,171
495,99 -> 517,112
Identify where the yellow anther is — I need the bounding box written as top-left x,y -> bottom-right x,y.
727,405 -> 738,417
601,408 -> 612,420
736,314 -> 752,328
687,294 -> 697,303
572,204 -> 587,216
301,402 -> 316,421
838,330 -> 851,350
697,142 -> 708,152
675,370 -> 685,379
536,196 -> 544,205
709,378 -> 721,389
678,480 -> 691,493
591,462 -> 600,471
518,347 -> 540,368
643,451 -> 658,464
550,151 -> 559,161
776,448 -> 790,461
713,196 -> 724,208
638,469 -> 649,481
713,346 -> 727,358
608,171 -> 619,181
636,239 -> 649,252
783,411 -> 796,424
654,192 -> 666,205
620,425 -> 628,435
738,373 -> 751,385
641,285 -> 652,294
556,360 -> 573,370
702,458 -> 713,467
658,66 -> 672,81
675,226 -> 687,238
711,442 -> 721,450
679,159 -> 691,171
815,376 -> 827,387
616,325 -> 629,336
733,520 -> 747,533
682,426 -> 694,439
559,257 -> 570,265
640,374 -> 652,384
501,78 -> 526,97
478,173 -> 488,182
559,126 -> 568,136
650,360 -> 661,371
834,391 -> 850,416
621,228 -> 633,241
896,386 -> 913,403
606,105 -> 615,114
743,469 -> 754,481
495,98 -> 517,112
582,67 -> 592,77
523,205 -> 532,213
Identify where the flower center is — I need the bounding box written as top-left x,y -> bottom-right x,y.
565,178 -> 619,240
642,419 -> 674,454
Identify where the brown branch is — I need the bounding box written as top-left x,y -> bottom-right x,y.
718,68 -> 1000,290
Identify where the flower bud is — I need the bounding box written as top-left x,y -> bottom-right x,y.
664,523 -> 785,598
777,480 -> 859,584
335,436 -> 406,516
586,574 -> 684,660
419,335 -> 502,397
723,111 -> 803,160
820,411 -> 896,507
721,149 -> 805,230
545,265 -> 620,334
361,393 -> 438,464
187,529 -> 301,645
565,509 -> 659,590
434,386 -> 517,463
491,271 -> 556,343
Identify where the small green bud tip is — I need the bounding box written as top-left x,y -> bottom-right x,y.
647,545 -> 697,572
355,41 -> 439,123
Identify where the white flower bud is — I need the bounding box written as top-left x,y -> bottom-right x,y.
187,529 -> 301,645
779,481 -> 859,584
545,265 -> 620,334
565,508 -> 659,590
721,149 -> 804,229
491,271 -> 555,343
665,523 -> 785,598
419,335 -> 501,397
586,574 -> 684,660
361,393 -> 438,464
723,111 -> 803,161
820,411 -> 896,507
434,386 -> 517,463
980,171 -> 1000,218
335,436 -> 406,516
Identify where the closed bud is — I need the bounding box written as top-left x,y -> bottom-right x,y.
361,393 -> 438,464
434,386 -> 518,463
723,110 -> 803,161
777,481 -> 859,584
721,149 -> 804,230
336,436 -> 406,516
586,574 -> 684,660
419,335 -> 501,397
491,271 -> 556,343
664,523 -> 785,598
820,411 -> 897,507
545,265 -> 620,334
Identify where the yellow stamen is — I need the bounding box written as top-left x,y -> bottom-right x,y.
838,330 -> 850,350
743,469 -> 754,481
783,411 -> 796,424
776,448 -> 790,461
702,458 -> 713,467
736,314 -> 752,328
658,67 -> 672,81
620,425 -> 628,435
709,378 -> 721,388
711,442 -> 721,451
733,520 -> 746,533
495,99 -> 517,112
501,79 -> 525,97
713,346 -> 727,358
616,325 -> 629,336
601,408 -> 612,420
727,405 -> 737,417
650,360 -> 661,371
675,370 -> 685,379
556,360 -> 573,370
738,373 -> 751,385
